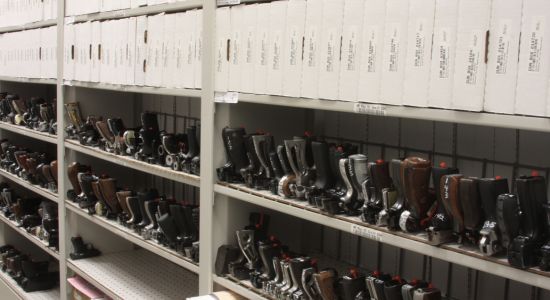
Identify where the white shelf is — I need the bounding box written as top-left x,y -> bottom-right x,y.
65,201 -> 199,273
0,77 -> 57,85
64,80 -> 201,98
0,20 -> 57,34
0,122 -> 57,144
68,0 -> 203,23
212,275 -> 268,300
236,93 -> 550,133
65,139 -> 200,187
0,168 -> 58,203
67,249 -> 198,300
215,183 -> 550,290
0,213 -> 59,260
0,267 -> 60,300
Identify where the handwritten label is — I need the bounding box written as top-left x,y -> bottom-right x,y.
351,224 -> 382,241
353,103 -> 387,116
215,91 -> 239,103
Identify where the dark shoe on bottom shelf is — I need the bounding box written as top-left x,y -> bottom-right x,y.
69,237 -> 101,260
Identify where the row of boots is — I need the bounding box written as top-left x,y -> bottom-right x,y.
215,212 -> 442,300
67,162 -> 200,262
0,183 -> 58,250
218,128 -> 550,271
0,93 -> 56,134
0,245 -> 58,292
64,102 -> 200,175
0,139 -> 58,193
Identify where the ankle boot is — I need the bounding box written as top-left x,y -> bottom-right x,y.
37,102 -> 54,132
478,177 -> 509,255
11,98 -> 27,126
240,134 -> 263,189
426,163 -> 459,245
126,196 -> 142,227
25,97 -> 44,129
161,133 -> 186,170
362,159 -> 393,225
98,177 -> 121,218
64,102 -> 85,139
40,201 -> 58,249
182,126 -> 200,174
338,269 -> 367,300
91,179 -> 108,216
67,162 -> 92,201
136,112 -> 160,164
76,173 -> 98,211
277,144 -> 297,198
306,141 -> 335,203
251,134 -> 276,191
116,190 -> 133,224
508,176 -> 548,269
399,157 -> 433,233
285,257 -> 312,300
251,240 -> 282,289
123,129 -> 140,156
69,237 -> 101,260
143,200 -> 160,239
460,177 -> 483,244
217,127 -> 249,183
96,120 -> 116,152
387,159 -> 406,230
107,118 -> 126,154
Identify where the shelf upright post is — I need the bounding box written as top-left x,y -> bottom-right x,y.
56,0 -> 67,299
199,0 -> 217,294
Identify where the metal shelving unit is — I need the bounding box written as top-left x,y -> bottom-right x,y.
67,249 -> 198,300
0,168 -> 58,203
0,213 -> 60,260
0,270 -> 60,300
65,139 -> 200,187
0,19 -> 57,34
67,0 -> 203,23
65,201 -> 199,274
1,0 -> 550,298
0,122 -> 57,144
65,80 -> 202,98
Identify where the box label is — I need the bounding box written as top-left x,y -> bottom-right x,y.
465,30 -> 483,85
271,30 -> 282,71
528,16 -> 545,73
214,91 -> 239,103
306,26 -> 319,68
495,20 -> 511,75
344,26 -> 358,71
437,27 -> 451,79
289,26 -> 300,66
325,28 -> 337,72
366,25 -> 378,73
387,23 -> 401,72
414,19 -> 426,67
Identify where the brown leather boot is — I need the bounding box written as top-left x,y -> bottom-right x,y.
96,120 -> 116,152
399,157 -> 433,232
116,190 -> 133,224
98,177 -> 121,216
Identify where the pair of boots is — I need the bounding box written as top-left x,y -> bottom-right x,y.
156,199 -> 200,260
74,172 -> 121,218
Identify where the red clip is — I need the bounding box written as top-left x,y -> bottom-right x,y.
304,131 -> 312,137
439,162 -> 447,168
428,283 -> 435,289
531,170 -> 540,177
372,270 -> 380,277
349,268 -> 359,279
376,159 -> 384,165
311,259 -> 318,268
392,275 -> 402,282
337,146 -> 344,152
495,175 -> 502,180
